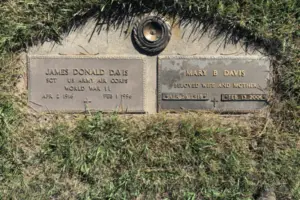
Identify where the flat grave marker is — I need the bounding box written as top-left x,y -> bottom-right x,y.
158,56 -> 270,113
28,55 -> 146,113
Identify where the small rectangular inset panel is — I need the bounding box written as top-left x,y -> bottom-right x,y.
28,55 -> 145,113
158,56 -> 270,113
162,93 -> 209,101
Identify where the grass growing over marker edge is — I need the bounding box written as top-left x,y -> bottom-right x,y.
0,0 -> 299,199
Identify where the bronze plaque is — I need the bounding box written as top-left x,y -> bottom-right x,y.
28,55 -> 145,113
158,56 -> 270,112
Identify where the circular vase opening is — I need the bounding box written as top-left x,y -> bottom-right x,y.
132,16 -> 171,55
143,21 -> 163,42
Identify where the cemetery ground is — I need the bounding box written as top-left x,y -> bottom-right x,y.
0,0 -> 300,199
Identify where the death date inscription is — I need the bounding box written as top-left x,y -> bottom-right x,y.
28,56 -> 145,112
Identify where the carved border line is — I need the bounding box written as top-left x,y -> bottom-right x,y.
28,54 -> 148,60
159,108 -> 269,114
158,55 -> 269,60
157,56 -> 162,113
27,55 -> 147,114
142,58 -> 147,113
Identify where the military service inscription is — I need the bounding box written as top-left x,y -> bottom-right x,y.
28,55 -> 145,112
158,56 -> 270,112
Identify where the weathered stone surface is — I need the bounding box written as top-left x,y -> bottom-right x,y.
158,56 -> 270,112
28,55 -> 145,113
26,19 -> 267,114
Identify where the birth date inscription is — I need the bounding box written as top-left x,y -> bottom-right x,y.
158,56 -> 270,112
28,55 -> 145,112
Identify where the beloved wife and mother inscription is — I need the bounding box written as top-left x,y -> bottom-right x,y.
28,55 -> 145,113
158,56 -> 270,112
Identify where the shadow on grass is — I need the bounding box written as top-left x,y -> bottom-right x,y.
64,2 -> 282,57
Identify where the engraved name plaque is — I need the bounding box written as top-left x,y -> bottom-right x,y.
28,55 -> 145,113
158,56 -> 270,112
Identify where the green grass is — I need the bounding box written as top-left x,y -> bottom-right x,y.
1,113 -> 300,199
0,0 -> 299,54
0,0 -> 300,199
